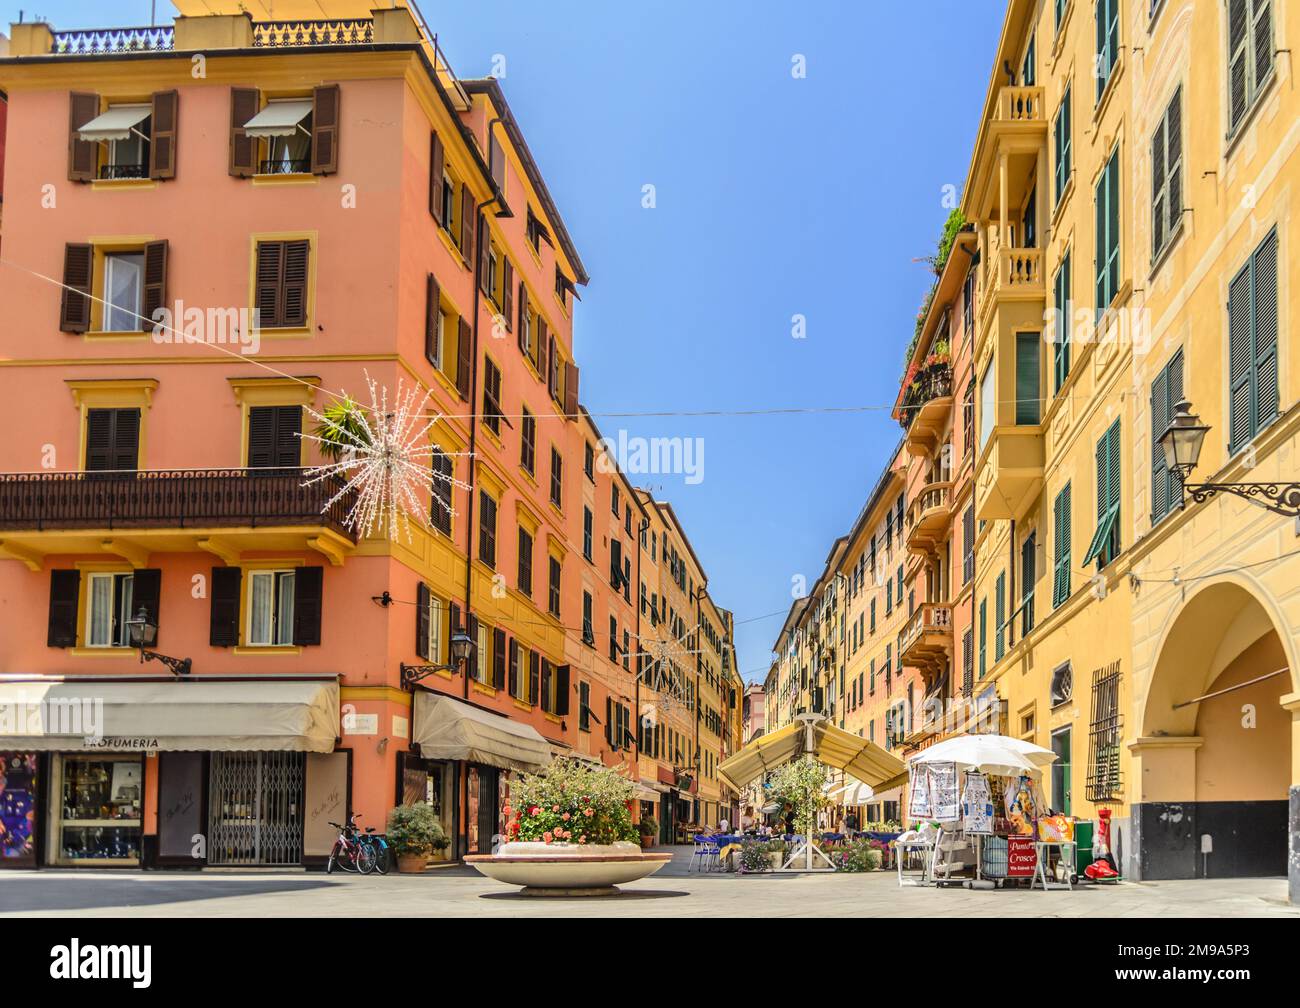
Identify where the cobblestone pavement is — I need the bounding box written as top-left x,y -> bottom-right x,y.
2,847 -> 1295,917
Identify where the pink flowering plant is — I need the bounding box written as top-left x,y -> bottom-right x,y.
506,757 -> 639,846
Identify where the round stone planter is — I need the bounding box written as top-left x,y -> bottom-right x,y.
465,841 -> 672,896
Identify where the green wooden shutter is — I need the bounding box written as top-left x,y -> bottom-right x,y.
1053,483 -> 1072,608
1228,0 -> 1250,129
1252,228 -> 1279,436
994,572 -> 1006,661
1015,332 -> 1041,424
978,600 -> 987,678
1150,366 -> 1170,521
1227,259 -> 1254,452
1054,253 -> 1071,392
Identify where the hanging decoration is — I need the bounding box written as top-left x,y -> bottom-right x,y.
299,371 -> 472,541
632,627 -> 702,721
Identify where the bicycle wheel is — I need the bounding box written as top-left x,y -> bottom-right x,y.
327,841 -> 355,874
356,842 -> 378,874
368,840 -> 389,875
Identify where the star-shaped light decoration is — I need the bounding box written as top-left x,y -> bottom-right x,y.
300,371 -> 472,541
632,626 -> 704,721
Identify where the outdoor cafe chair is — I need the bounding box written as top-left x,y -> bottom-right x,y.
688,835 -> 721,873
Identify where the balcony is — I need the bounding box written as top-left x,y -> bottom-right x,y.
977,245 -> 1046,343
905,481 -> 952,556
899,603 -> 953,678
0,468 -> 357,570
899,362 -> 953,457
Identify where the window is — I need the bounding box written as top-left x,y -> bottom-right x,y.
978,599 -> 987,678
1054,0 -> 1068,31
1151,86 -> 1183,263
425,278 -> 445,369
1053,251 -> 1072,392
430,447 -> 453,535
1094,150 -> 1120,314
1053,483 -> 1072,608
547,556 -> 561,617
247,405 -> 301,470
1021,33 -> 1036,86
1150,350 -> 1185,523
1227,228 -> 1279,453
86,572 -> 134,647
962,381 -> 975,458
1015,332 -> 1041,424
520,409 -> 536,475
979,361 -> 995,450
482,358 -> 503,436
611,484 -> 621,517
474,621 -> 490,684
1095,0 -> 1119,101
579,681 -> 591,732
516,527 -> 534,596
962,628 -> 974,698
1054,83 -> 1072,203
896,565 -> 903,605
580,593 -> 593,646
1228,0 -> 1274,135
262,103 -> 312,174
583,507 -> 593,560
1083,419 -> 1122,569
85,408 -> 140,472
248,569 -> 295,646
478,491 -> 497,568
1050,661 -> 1073,708
870,597 -> 876,633
254,239 -> 310,329
103,252 -> 145,332
994,572 -> 1006,662
962,504 -> 975,585
549,448 -> 562,509
584,442 -> 595,481
416,585 -> 443,663
1085,660 -> 1122,802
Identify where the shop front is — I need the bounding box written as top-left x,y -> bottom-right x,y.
0,675 -> 341,870
409,689 -> 551,860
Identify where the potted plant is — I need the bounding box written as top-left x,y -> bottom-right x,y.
386,803 -> 446,874
738,841 -> 770,874
637,817 -> 656,849
766,837 -> 787,870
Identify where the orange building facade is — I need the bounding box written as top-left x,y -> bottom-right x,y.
0,9 -> 735,870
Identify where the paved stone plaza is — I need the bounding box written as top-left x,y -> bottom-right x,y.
2,848 -> 1295,918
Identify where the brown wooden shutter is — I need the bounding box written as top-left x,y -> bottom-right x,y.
247,405 -> 301,469
605,697 -> 614,747
47,569 -> 81,648
142,240 -> 168,329
281,240 -> 310,327
502,258 -> 513,330
516,283 -> 528,353
229,87 -> 260,177
85,408 -> 140,472
209,567 -> 241,646
492,628 -> 507,690
564,362 -> 579,420
540,658 -> 553,714
535,316 -> 547,374
554,664 -> 571,716
60,243 -> 94,333
455,317 -> 472,400
460,185 -> 475,261
478,218 -> 492,296
528,650 -> 540,705
428,131 -> 444,224
132,568 -> 162,643
310,84 -> 340,175
415,582 -> 431,659
68,92 -> 99,182
425,273 -> 440,365
292,566 -> 324,646
149,90 -> 178,180
254,241 -> 283,328
508,640 -> 520,697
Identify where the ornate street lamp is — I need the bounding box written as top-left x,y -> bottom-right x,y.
1158,399 -> 1300,516
125,608 -> 192,677
400,630 -> 475,688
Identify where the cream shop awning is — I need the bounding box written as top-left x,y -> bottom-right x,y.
717,718 -> 909,795
0,676 -> 339,752
412,691 -> 551,774
76,104 -> 151,142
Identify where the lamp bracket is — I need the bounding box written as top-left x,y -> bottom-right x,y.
140,650 -> 192,677
400,662 -> 455,688
1184,481 -> 1300,518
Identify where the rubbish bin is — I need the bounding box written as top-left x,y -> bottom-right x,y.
1073,819 -> 1094,876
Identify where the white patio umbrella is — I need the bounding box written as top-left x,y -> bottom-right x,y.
910,734 -> 1055,777
826,777 -> 875,805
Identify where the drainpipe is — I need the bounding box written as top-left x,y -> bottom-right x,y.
1008,519 -> 1016,650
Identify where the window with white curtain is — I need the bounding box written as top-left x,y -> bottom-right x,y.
248,570 -> 295,646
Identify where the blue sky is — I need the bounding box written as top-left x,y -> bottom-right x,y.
9,1 -> 1003,683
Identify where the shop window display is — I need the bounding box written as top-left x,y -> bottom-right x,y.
0,753 -> 38,865
50,754 -> 143,866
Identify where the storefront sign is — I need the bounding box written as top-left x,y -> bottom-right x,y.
342,713 -> 378,736
1007,835 -> 1037,877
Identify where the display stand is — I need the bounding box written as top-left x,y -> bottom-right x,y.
1031,840 -> 1075,890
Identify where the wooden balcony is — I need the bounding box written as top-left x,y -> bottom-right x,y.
906,481 -> 952,556
900,363 -> 954,457
899,603 -> 953,678
0,468 -> 357,570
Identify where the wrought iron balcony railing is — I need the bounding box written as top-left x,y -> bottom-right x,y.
252,19 -> 375,47
898,362 -> 953,430
98,163 -> 149,180
52,26 -> 175,55
0,468 -> 356,538
259,158 -> 310,175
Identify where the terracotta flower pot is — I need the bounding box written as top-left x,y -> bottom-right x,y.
396,853 -> 430,874
638,834 -> 654,849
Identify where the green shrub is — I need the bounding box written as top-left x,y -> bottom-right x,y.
386,803 -> 448,857
837,838 -> 883,873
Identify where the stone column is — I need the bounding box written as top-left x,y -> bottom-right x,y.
1126,735 -> 1202,880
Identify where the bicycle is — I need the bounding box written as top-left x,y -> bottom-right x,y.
362,826 -> 390,875
326,815 -> 377,874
